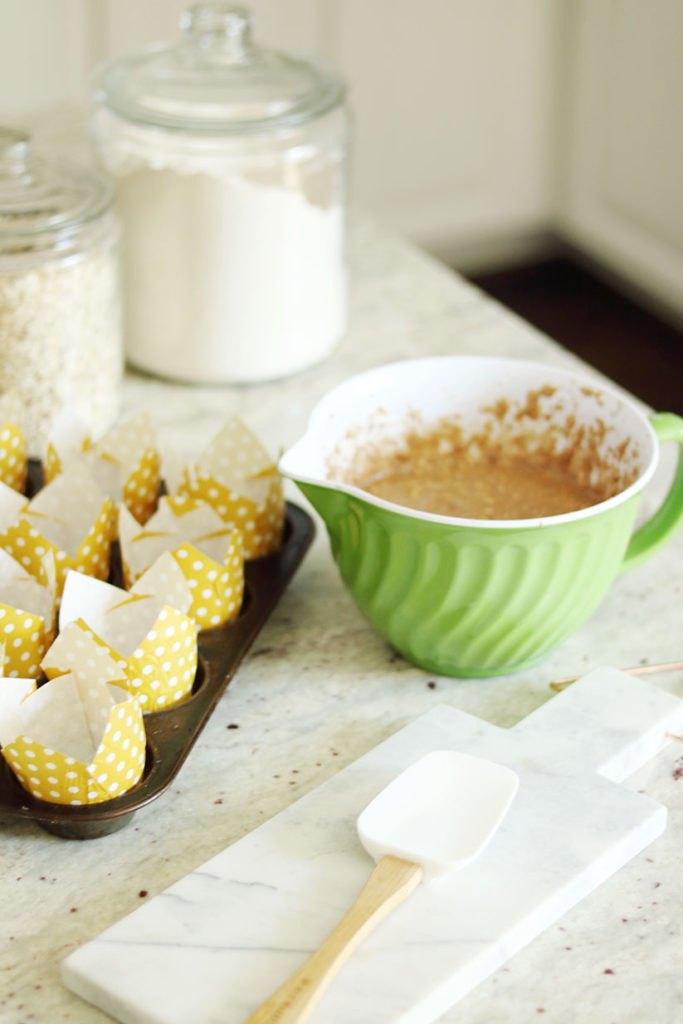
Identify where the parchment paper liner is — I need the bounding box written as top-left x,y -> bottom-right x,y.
0,548 -> 57,677
0,463 -> 114,595
0,659 -> 145,805
119,498 -> 245,628
174,418 -> 284,559
45,412 -> 161,525
54,555 -> 198,712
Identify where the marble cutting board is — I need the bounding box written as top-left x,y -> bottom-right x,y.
62,667 -> 683,1024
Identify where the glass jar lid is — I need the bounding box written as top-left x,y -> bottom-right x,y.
94,2 -> 345,135
0,126 -> 113,260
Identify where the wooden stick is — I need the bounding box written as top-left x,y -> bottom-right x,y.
550,661 -> 683,692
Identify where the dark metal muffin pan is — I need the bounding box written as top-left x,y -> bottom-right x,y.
0,500 -> 314,839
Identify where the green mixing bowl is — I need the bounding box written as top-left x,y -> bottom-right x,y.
280,357 -> 683,677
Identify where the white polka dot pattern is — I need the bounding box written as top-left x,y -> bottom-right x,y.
172,533 -> 244,628
0,604 -> 48,679
125,605 -> 198,711
118,495 -> 244,586
44,414 -> 161,524
92,414 -> 161,525
0,464 -> 115,594
176,418 -> 284,559
57,567 -> 198,712
0,421 -> 27,493
0,549 -> 56,679
179,473 -> 283,560
122,447 -> 160,525
0,673 -> 145,805
0,499 -> 115,595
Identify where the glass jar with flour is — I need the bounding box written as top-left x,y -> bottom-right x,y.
91,2 -> 349,384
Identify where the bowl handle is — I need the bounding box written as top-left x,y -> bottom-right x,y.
621,412 -> 683,573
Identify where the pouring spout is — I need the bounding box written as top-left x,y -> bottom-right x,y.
279,433 -> 351,553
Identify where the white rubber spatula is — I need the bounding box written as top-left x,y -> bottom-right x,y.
244,750 -> 519,1024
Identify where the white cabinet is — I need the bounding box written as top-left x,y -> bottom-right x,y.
0,1 -> 93,113
336,0 -> 560,265
557,0 -> 683,323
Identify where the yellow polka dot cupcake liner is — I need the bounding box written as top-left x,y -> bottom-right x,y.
117,497 -> 246,605
44,436 -> 91,486
44,412 -> 161,525
92,413 -> 160,525
54,613 -> 197,714
0,605 -> 51,679
0,463 -> 115,595
0,548 -> 57,679
179,472 -> 284,560
175,417 -> 285,560
0,672 -> 146,806
0,501 -> 115,595
55,562 -> 199,713
124,607 -> 198,711
122,446 -> 161,525
172,535 -> 244,630
0,420 -> 27,493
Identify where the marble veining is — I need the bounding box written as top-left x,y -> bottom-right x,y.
62,669 -> 683,1024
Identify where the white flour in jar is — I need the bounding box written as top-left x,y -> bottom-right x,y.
113,165 -> 346,383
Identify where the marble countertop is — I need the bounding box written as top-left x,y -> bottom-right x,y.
3,221 -> 683,1024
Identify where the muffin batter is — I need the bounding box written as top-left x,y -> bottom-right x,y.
354,426 -> 611,520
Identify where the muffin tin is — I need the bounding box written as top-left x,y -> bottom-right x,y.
0,495 -> 314,839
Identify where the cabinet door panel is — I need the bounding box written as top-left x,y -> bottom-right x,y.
0,0 -> 93,118
336,0 -> 559,252
559,0 -> 683,322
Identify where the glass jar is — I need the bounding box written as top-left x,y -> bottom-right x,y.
0,127 -> 122,456
91,2 -> 349,385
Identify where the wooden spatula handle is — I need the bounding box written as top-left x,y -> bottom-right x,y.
244,854 -> 423,1024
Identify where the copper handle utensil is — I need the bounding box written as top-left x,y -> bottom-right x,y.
244,751 -> 518,1024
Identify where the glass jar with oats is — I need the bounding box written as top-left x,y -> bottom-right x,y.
0,126 -> 122,456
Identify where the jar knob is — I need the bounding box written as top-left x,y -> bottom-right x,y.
0,127 -> 31,177
180,3 -> 254,62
